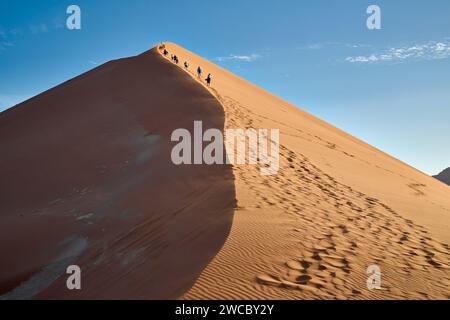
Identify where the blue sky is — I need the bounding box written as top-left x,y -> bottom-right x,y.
1,0 -> 449,175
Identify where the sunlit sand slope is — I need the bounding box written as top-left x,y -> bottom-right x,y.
161,43 -> 450,300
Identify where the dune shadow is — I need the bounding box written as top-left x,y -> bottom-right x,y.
0,48 -> 236,299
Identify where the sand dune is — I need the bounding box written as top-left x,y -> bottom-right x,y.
0,48 -> 235,299
160,43 -> 450,300
1,42 -> 449,299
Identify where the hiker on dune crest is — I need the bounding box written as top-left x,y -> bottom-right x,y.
205,73 -> 212,86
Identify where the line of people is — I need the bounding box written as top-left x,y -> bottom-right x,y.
160,44 -> 212,87
171,54 -> 179,64
196,66 -> 212,87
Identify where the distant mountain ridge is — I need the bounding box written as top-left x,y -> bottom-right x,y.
434,167 -> 450,186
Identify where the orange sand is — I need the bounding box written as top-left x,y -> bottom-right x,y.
0,42 -> 449,300
161,43 -> 450,300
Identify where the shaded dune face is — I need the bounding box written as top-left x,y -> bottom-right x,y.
0,48 -> 236,299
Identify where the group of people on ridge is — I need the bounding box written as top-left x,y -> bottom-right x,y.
160,43 -> 212,87
170,54 -> 179,64
196,66 -> 212,87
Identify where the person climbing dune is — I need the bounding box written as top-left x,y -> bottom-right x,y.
197,66 -> 202,78
184,61 -> 189,69
205,73 -> 212,87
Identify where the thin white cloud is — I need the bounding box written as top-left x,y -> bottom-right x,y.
52,18 -> 65,30
0,22 -> 57,53
346,41 -> 450,63
0,27 -> 26,53
30,24 -> 48,34
299,42 -> 372,50
345,43 -> 372,49
0,41 -> 14,49
216,54 -> 261,62
9,28 -> 24,36
298,42 -> 337,50
305,43 -> 326,50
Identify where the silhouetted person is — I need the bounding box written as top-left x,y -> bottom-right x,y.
163,49 -> 168,56
174,55 -> 179,64
197,66 -> 202,78
205,73 -> 212,86
184,61 -> 189,69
